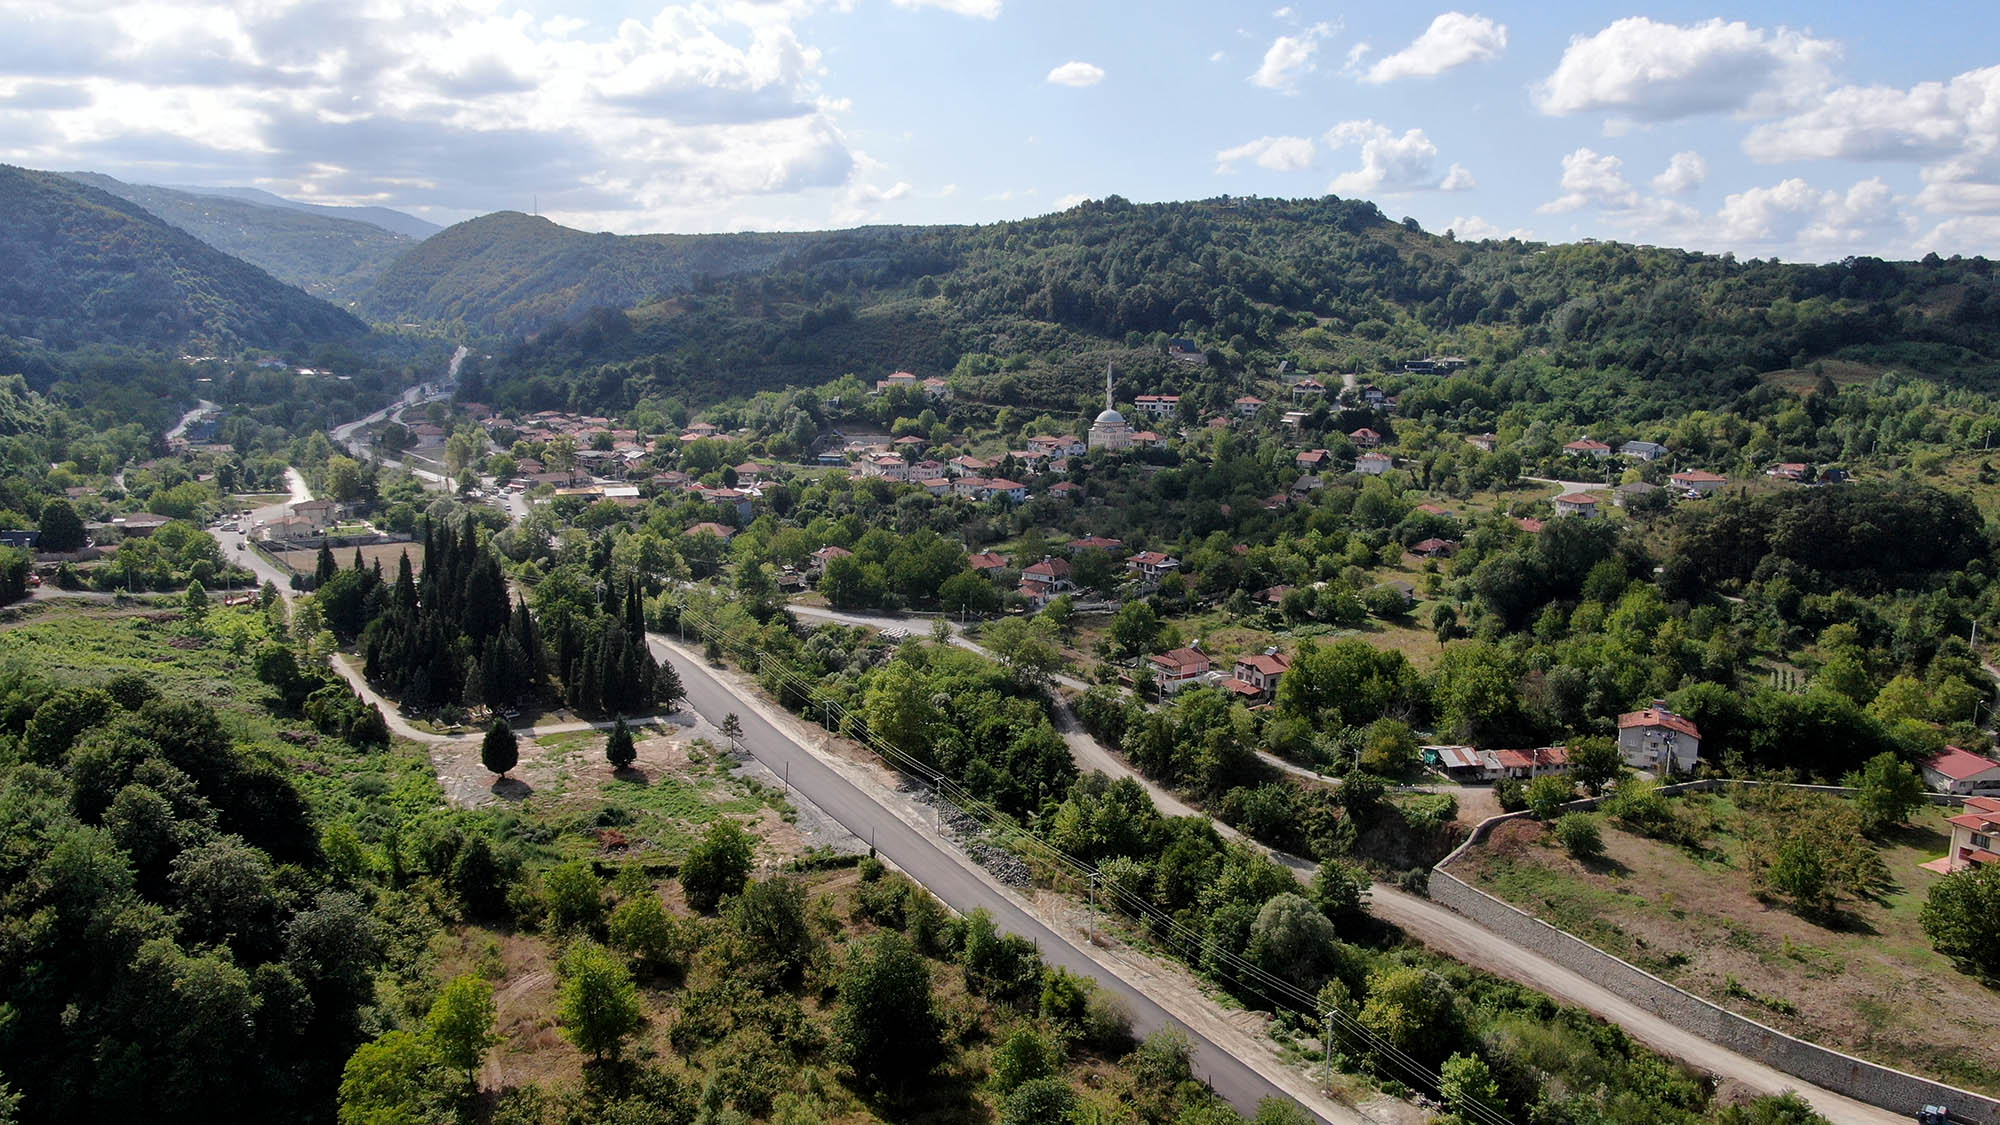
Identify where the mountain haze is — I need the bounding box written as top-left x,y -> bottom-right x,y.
0,165 -> 366,351
357,211 -> 828,334
67,173 -> 422,302
164,184 -> 441,240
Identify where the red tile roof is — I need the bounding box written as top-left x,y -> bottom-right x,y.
1618,708 -> 1701,738
1235,653 -> 1291,676
1925,746 -> 2000,781
967,552 -> 1009,571
1150,647 -> 1210,674
1494,746 -> 1570,770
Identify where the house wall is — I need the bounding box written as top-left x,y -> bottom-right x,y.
1431,782 -> 1997,1125
1617,727 -> 1700,773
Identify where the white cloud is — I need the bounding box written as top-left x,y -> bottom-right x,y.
1448,215 -> 1534,241
1535,17 -> 1837,121
1652,151 -> 1707,195
1053,192 -> 1090,208
0,0 -> 887,232
1045,61 -> 1104,87
1744,66 -> 2000,163
1325,120 -> 1473,195
1250,22 -> 1332,92
1362,12 -> 1506,84
1538,148 -> 1637,213
1213,134 -> 1314,174
887,0 -> 1002,18
1713,176 -> 1908,249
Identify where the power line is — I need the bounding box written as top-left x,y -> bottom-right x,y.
659,594 -> 1513,1124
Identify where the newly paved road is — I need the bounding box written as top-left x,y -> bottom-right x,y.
647,633 -> 1338,1124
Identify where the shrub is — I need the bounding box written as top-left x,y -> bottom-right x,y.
1552,813 -> 1604,860
1493,776 -> 1526,812
1524,774 -> 1576,820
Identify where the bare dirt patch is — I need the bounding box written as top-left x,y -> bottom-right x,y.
1456,797 -> 2000,1095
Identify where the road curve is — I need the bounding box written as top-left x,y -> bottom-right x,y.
647,633 -> 1344,1124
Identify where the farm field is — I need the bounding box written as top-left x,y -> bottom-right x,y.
273,540 -> 426,576
1454,790 -> 2000,1095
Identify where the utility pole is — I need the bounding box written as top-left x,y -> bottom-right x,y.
1325,1009 -> 1337,1094
1087,871 -> 1100,946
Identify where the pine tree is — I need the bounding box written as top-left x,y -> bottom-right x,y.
481,721 -> 518,778
316,543 -> 337,586
606,718 -> 636,770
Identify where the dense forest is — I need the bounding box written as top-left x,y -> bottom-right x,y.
356,212 -> 831,334
64,174 -> 426,303
0,166 -> 366,351
458,195 -> 2000,420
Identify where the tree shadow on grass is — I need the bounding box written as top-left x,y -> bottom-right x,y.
611,766 -> 652,787
490,776 -> 533,801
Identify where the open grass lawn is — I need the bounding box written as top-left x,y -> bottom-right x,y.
1456,792 -> 2000,1094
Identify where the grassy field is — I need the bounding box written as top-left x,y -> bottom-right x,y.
273,541 -> 426,576
1454,791 -> 2000,1094
0,605 -> 443,829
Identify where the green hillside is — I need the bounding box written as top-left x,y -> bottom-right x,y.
470,194 -> 2000,417
356,211 -> 830,334
162,183 -> 440,239
65,172 -> 421,301
0,165 -> 366,352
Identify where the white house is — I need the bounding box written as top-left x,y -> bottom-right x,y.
1670,470 -> 1727,496
1148,647 -> 1211,695
1564,438 -> 1612,458
1922,746 -> 2000,795
1134,394 -> 1180,418
1617,704 -> 1702,775
1355,452 -> 1393,475
1620,440 -> 1669,461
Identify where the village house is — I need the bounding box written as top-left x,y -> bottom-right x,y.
1126,551 -> 1181,581
684,522 -> 737,542
1493,746 -> 1571,779
1617,703 -> 1702,774
1921,746 -> 2000,795
1516,517 -> 1546,534
1768,462 -> 1810,481
1295,449 -> 1331,471
1048,481 -> 1083,500
948,455 -> 996,477
1234,396 -> 1265,417
1134,394 -> 1180,419
1020,557 -> 1073,597
967,552 -> 1010,574
1067,536 -> 1124,553
1411,537 -> 1458,558
291,498 -> 341,532
1130,430 -> 1168,450
1465,433 -> 1499,452
1166,338 -> 1204,363
1147,647 -> 1211,695
922,377 -> 951,400
915,477 -> 952,496
808,545 -> 852,573
1670,470 -> 1727,496
1281,410 -> 1312,428
1348,427 -> 1382,448
1225,650 -> 1291,701
1613,481 -> 1662,508
1355,452 -> 1393,475
1620,440 -> 1670,461
120,513 -> 174,537
1553,492 -> 1600,518
1291,379 -> 1326,400
1403,355 -> 1468,374
1928,796 -> 2000,874
1564,438 -> 1612,458
873,371 -> 920,393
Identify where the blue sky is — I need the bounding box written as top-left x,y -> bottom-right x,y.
1,0 -> 1996,261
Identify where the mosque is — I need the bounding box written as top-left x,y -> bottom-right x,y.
1087,363 -> 1134,452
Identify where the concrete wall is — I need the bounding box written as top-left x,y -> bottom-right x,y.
1434,786 -> 1999,1124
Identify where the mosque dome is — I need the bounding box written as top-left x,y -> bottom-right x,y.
1094,407 -> 1127,426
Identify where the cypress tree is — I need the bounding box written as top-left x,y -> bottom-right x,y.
606,718 -> 636,770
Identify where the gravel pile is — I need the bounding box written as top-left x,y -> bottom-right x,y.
907,785 -> 1034,887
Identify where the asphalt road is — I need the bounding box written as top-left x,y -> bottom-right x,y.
647,634 -> 1334,1123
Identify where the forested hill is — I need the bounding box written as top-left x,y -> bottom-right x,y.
64,173 -> 424,302
0,165 -> 367,351
472,194 -> 2000,419
356,211 -> 829,333
162,184 -> 440,240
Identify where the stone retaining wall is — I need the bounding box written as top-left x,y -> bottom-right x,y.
1434,785 -> 1998,1124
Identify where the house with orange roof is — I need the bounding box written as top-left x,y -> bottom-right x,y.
1148,647 -> 1212,695
1553,493 -> 1600,518
1617,702 -> 1701,774
1926,796 -> 2000,874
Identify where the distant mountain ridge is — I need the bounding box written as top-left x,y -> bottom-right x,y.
161,184 -> 441,240
356,211 -> 831,334
65,173 -> 425,301
0,165 -> 365,351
